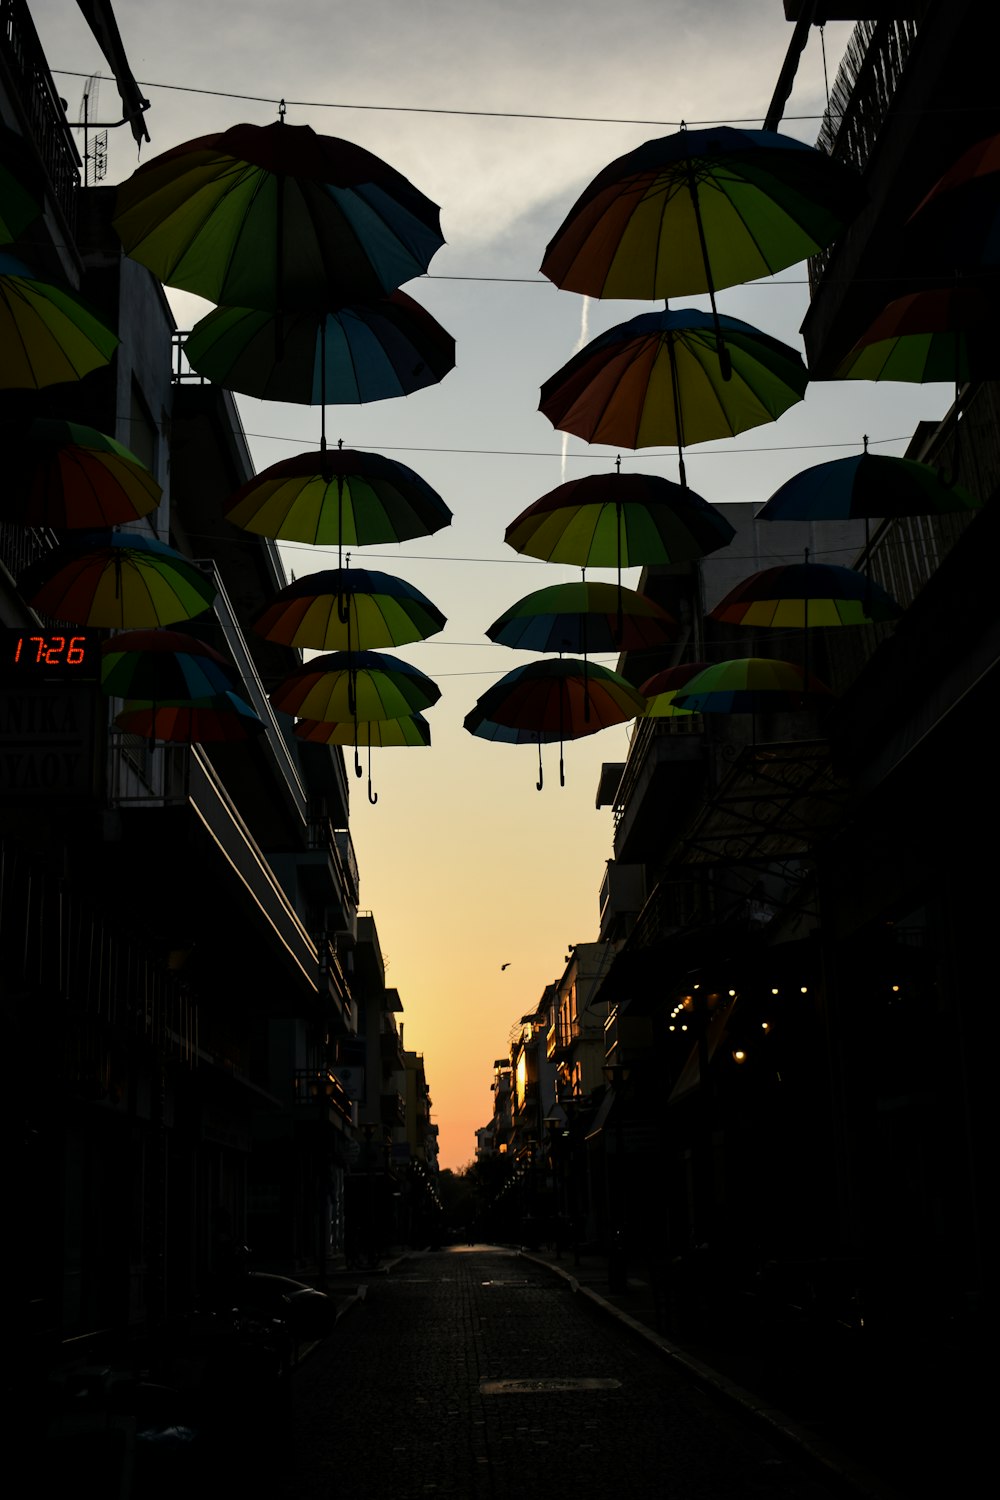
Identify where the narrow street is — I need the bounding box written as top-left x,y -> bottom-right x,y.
277,1248 -> 851,1500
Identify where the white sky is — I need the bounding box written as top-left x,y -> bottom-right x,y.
30,1 -> 953,1166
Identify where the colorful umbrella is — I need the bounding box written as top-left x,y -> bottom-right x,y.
115,692 -> 263,744
541,125 -> 864,372
639,661 -> 711,717
294,713 -> 432,748
294,710 -> 431,803
19,531 -> 216,628
542,127 -> 865,300
755,446 -> 980,523
252,567 -> 446,652
2,418 -> 161,528
183,291 -> 455,405
906,132 -> 1000,269
113,119 -> 444,311
100,629 -> 234,701
463,714 -> 570,792
486,580 -> 676,654
224,445 -> 452,561
464,657 -> 643,789
270,649 -> 440,723
539,309 -> 807,482
0,253 -> 119,390
833,288 -> 1000,385
504,468 -> 735,577
709,561 -> 901,628
672,657 -> 833,714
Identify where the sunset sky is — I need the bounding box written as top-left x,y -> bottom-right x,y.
33,1 -> 953,1167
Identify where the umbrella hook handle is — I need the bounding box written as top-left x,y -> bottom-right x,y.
536,737 -> 543,792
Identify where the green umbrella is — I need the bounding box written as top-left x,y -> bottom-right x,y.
19,531 -> 216,628
294,711 -> 431,804
539,308 -> 807,484
224,445 -> 452,565
270,649 -> 440,722
113,119 -> 444,310
2,418 -> 161,528
252,567 -> 446,652
0,254 -> 119,390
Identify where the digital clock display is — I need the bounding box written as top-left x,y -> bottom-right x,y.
1,628 -> 100,679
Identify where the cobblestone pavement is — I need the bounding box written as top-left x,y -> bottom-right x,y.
277,1248 -> 855,1500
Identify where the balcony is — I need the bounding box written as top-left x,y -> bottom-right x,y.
111,744 -> 319,1001
380,1090 -> 406,1127
293,1069 -> 353,1126
802,2 -> 990,373
611,716 -> 706,864
0,0 -> 81,258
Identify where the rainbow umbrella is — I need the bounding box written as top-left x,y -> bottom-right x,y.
224,445 -> 452,564
709,561 -> 901,628
539,308 -> 807,483
486,580 -> 676,654
639,661 -> 711,717
756,446 -> 980,523
907,132 -> 1000,270
464,657 -> 643,789
505,469 -> 735,576
115,692 -> 263,744
672,657 -> 834,714
252,567 -> 446,652
294,714 -> 432,748
19,531 -> 216,628
3,418 -> 161,528
270,649 -> 440,723
0,253 -> 119,390
100,629 -> 234,701
184,291 -> 455,405
541,125 -> 863,371
113,119 -> 444,310
294,711 -> 431,804
833,288 -> 1000,385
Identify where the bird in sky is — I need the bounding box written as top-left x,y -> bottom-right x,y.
501,962 -> 511,971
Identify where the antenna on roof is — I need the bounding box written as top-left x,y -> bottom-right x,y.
80,75 -> 109,186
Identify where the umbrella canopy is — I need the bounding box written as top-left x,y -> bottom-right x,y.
19,531 -> 216,628
0,253 -> 119,390
183,291 -> 455,405
252,567 -> 446,652
486,580 -> 676,654
672,657 -> 833,714
464,657 -> 644,789
113,119 -> 444,310
541,126 -> 865,301
270,649 -> 440,722
906,132 -> 1000,269
294,707 -> 432,804
101,629 -> 235,701
224,446 -> 452,554
539,309 -> 807,478
709,561 -> 902,628
115,692 -> 263,744
504,470 -> 735,573
833,288 -> 1000,384
639,661 -> 711,717
294,713 -> 431,748
2,418 -> 161,528
756,449 -> 981,522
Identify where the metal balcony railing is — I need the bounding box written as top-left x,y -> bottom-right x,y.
1,0 -> 81,236
293,1068 -> 353,1125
